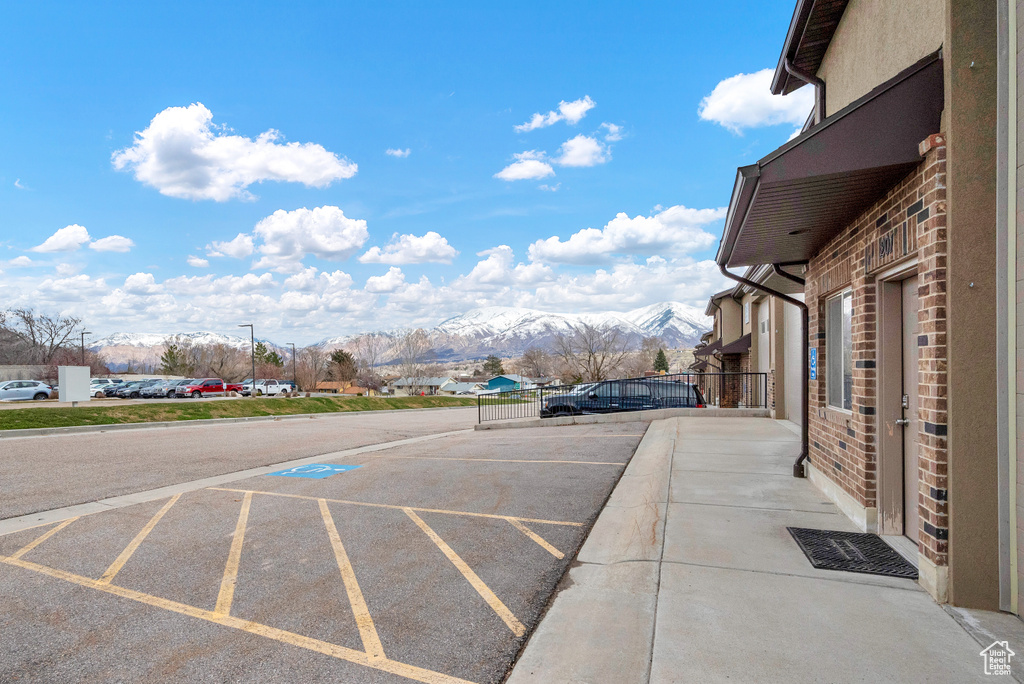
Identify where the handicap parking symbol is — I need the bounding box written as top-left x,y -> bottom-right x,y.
267,464 -> 362,479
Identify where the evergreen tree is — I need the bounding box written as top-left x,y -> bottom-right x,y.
482,355 -> 504,376
330,349 -> 358,381
654,348 -> 670,373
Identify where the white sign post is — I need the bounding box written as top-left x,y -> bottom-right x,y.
58,366 -> 91,407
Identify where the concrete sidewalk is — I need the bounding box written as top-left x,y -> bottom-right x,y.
507,417 -> 1009,683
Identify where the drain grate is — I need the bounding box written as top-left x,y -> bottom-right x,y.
786,527 -> 918,579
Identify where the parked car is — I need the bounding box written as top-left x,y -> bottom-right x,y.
166,379 -> 197,397
225,382 -> 245,393
140,380 -> 178,398
540,379 -> 705,417
241,379 -> 287,396
115,380 -> 161,399
92,382 -> 119,398
282,381 -> 297,392
175,378 -> 227,399
0,380 -> 53,401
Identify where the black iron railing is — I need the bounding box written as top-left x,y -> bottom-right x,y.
477,372 -> 769,423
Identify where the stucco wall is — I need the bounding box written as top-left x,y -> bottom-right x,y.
817,0 -> 944,116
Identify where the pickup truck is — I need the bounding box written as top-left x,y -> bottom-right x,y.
174,378 -> 227,398
241,379 -> 287,396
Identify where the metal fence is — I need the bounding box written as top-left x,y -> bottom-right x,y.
477,372 -> 768,423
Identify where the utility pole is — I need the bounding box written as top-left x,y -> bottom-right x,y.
238,324 -> 256,397
80,331 -> 91,366
288,342 -> 297,390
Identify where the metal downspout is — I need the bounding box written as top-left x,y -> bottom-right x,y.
718,262 -> 810,478
784,57 -> 826,125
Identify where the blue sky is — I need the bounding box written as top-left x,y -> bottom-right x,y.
0,1 -> 812,344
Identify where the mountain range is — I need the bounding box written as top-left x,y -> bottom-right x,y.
90,302 -> 711,370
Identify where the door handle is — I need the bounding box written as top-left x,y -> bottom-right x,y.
895,418 -> 909,427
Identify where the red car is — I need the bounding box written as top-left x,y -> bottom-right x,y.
225,382 -> 245,393
174,378 -> 226,398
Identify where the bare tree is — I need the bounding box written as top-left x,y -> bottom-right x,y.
517,347 -> 553,378
42,348 -> 109,383
552,323 -> 632,383
0,308 -> 82,364
620,336 -> 665,378
296,345 -> 330,391
354,333 -> 389,372
396,329 -> 433,394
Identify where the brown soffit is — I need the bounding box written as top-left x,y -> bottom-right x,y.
690,360 -> 709,372
719,333 -> 752,355
771,0 -> 850,96
716,52 -> 943,269
693,339 -> 722,357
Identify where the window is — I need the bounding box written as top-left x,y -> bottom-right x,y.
744,302 -> 750,324
593,382 -> 620,398
826,291 -> 853,411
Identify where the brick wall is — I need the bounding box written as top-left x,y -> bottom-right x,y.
805,134 -> 948,567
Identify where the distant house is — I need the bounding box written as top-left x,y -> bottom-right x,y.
486,374 -> 532,391
439,381 -> 485,395
390,376 -> 455,395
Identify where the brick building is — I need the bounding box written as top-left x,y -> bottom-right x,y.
714,0 -> 1007,610
694,271 -> 805,420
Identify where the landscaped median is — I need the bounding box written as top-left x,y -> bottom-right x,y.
0,396 -> 478,431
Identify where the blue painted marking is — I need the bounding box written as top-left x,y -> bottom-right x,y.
809,348 -> 817,380
267,464 -> 362,479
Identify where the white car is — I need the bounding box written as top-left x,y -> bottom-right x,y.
241,379 -> 287,396
0,380 -> 53,401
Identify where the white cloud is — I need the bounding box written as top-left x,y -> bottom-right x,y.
206,233 -> 254,259
554,135 -> 609,167
89,235 -> 135,253
124,272 -> 161,294
111,102 -> 358,201
601,123 -> 623,141
252,206 -> 369,273
36,274 -> 108,301
7,256 -> 33,267
55,263 -> 79,276
528,204 -> 726,264
359,231 -> 458,264
698,68 -> 814,134
30,224 -> 91,253
538,183 -> 560,192
386,148 -> 411,158
365,267 -> 406,293
494,150 -> 555,181
515,96 -> 596,132
14,179 -> 25,189
187,255 -> 209,268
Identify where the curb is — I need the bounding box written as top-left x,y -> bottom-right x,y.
0,404 -> 478,439
506,418 -> 675,683
474,407 -> 769,431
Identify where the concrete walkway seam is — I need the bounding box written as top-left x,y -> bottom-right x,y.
0,428 -> 471,537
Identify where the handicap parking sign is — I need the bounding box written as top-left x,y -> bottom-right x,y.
267,464 -> 362,479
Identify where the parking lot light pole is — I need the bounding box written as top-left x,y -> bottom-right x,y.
288,342 -> 297,390
80,331 -> 91,366
239,324 -> 255,398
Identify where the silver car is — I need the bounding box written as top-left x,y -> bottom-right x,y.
0,380 -> 53,401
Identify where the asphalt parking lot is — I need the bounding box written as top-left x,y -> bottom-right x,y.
0,416 -> 645,683
0,407 -> 478,520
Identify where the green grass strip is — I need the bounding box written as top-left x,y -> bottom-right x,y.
0,396 -> 479,431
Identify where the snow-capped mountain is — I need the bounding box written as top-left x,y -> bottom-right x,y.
90,331 -> 280,371
319,302 -> 710,362
90,303 -> 710,369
